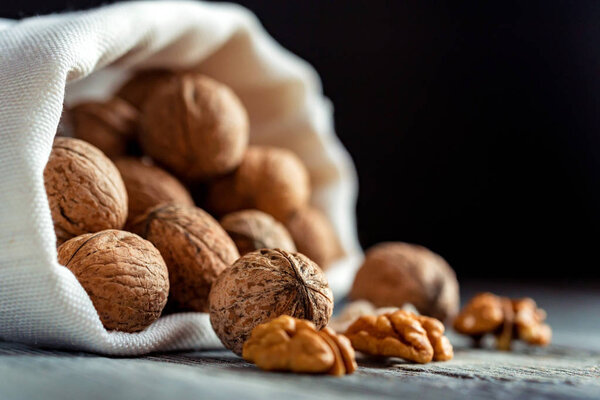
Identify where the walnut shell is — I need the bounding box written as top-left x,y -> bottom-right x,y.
114,157 -> 194,228
350,242 -> 459,322
139,73 -> 249,180
207,146 -> 310,221
57,230 -> 169,332
68,98 -> 139,158
44,137 -> 128,244
285,207 -> 343,270
116,69 -> 178,110
209,248 -> 334,355
220,209 -> 296,255
132,203 -> 239,312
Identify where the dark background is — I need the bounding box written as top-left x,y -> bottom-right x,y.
3,1 -> 599,280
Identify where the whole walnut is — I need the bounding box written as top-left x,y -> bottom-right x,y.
207,146 -> 310,221
285,207 -> 343,270
132,203 -> 239,312
114,157 -> 194,228
350,242 -> 459,322
139,73 -> 249,180
116,69 -> 178,110
44,137 -> 128,244
209,248 -> 334,355
220,209 -> 296,255
68,98 -> 139,158
57,230 -> 169,332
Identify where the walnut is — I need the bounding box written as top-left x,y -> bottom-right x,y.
453,293 -> 552,350
131,203 -> 239,312
116,69 -> 178,110
344,310 -> 453,363
139,73 -> 249,180
44,137 -> 128,244
209,248 -> 333,355
328,299 -> 419,334
57,229 -> 169,332
285,207 -> 343,270
207,146 -> 310,221
220,209 -> 296,255
242,315 -> 356,376
68,98 -> 139,158
114,157 -> 194,228
349,242 -> 459,322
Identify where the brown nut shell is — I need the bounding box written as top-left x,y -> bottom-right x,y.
207,146 -> 310,221
139,73 -> 249,180
350,242 -> 459,322
220,209 -> 296,255
44,137 -> 128,245
116,69 -> 178,110
132,204 -> 239,312
57,230 -> 169,332
114,157 -> 194,228
68,97 -> 139,158
209,248 -> 334,355
285,207 -> 343,270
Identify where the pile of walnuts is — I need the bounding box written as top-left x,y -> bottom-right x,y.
48,70 -> 343,335
46,68 -> 552,376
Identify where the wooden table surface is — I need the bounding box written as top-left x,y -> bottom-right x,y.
1,281 -> 599,400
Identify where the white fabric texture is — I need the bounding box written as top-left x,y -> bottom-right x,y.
0,1 -> 361,355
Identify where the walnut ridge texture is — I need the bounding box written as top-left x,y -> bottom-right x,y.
209,249 -> 334,355
243,315 -> 356,376
44,137 -> 128,244
68,97 -> 139,158
132,203 -> 239,312
116,69 -> 178,110
285,207 -> 343,270
350,242 -> 459,322
57,229 -> 169,332
139,73 -> 249,180
220,209 -> 296,255
114,157 -> 194,227
207,146 -> 310,221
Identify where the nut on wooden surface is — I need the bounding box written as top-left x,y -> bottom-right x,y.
350,242 -> 459,322
57,229 -> 169,332
345,310 -> 453,363
285,207 -> 343,270
243,315 -> 356,376
454,293 -> 552,350
207,146 -> 310,221
116,69 -> 178,110
68,98 -> 139,159
44,137 -> 128,244
220,209 -> 296,255
209,249 -> 333,355
114,157 -> 194,228
132,203 -> 239,312
140,73 -> 249,180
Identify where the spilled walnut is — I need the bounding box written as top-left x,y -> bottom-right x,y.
140,73 -> 249,180
115,157 -> 194,228
57,230 -> 169,332
207,146 -> 310,221
285,207 -> 343,270
68,97 -> 139,159
209,249 -> 333,355
345,310 -> 453,363
454,292 -> 551,350
220,209 -> 296,255
243,315 -> 357,376
44,137 -> 128,244
132,203 -> 239,312
350,242 -> 459,322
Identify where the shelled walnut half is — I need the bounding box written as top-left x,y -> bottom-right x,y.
344,310 -> 453,363
453,292 -> 551,350
243,315 -> 357,376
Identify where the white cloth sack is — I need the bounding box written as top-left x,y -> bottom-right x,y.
0,1 -> 362,355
